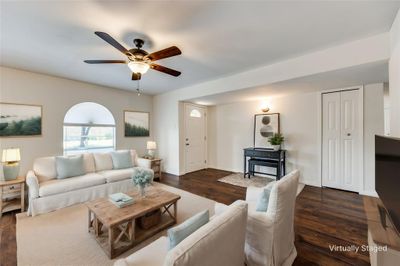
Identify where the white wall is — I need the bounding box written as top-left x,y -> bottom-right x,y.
363,83 -> 384,196
153,33 -> 390,175
390,10 -> 400,137
207,84 -> 384,191
0,67 -> 153,175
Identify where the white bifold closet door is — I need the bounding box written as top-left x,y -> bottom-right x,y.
322,89 -> 361,192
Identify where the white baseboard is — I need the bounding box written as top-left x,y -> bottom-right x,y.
360,190 -> 378,197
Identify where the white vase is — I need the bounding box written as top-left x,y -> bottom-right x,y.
272,145 -> 280,151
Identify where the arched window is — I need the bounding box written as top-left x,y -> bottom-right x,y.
63,102 -> 116,155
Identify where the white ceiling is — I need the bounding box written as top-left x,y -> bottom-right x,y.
1,1 -> 399,95
190,60 -> 388,105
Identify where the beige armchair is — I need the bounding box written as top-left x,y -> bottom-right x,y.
215,170 -> 300,266
246,170 -> 299,266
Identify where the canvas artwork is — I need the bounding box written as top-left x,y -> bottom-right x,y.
124,111 -> 150,137
0,103 -> 42,137
254,113 -> 280,148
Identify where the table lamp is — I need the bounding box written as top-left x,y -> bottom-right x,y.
147,141 -> 157,159
2,148 -> 21,180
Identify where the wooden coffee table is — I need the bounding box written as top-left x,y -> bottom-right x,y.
86,187 -> 181,259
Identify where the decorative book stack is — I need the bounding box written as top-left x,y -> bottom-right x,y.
108,192 -> 134,208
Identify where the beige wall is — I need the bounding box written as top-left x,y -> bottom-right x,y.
0,66 -> 153,176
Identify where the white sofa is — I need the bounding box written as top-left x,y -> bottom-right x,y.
114,200 -> 248,266
26,150 -> 151,216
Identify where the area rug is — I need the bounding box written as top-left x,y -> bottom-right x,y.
16,182 -> 216,266
218,172 -> 275,188
218,173 -> 305,195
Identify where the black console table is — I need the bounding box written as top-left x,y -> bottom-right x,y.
243,148 -> 286,180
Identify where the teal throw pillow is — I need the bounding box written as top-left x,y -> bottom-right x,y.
256,187 -> 272,212
167,210 -> 209,250
111,151 -> 133,169
55,155 -> 85,179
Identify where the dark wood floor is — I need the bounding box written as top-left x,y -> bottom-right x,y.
0,168 -> 370,266
161,168 -> 370,266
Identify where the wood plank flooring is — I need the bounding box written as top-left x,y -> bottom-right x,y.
0,168 -> 370,266
161,168 -> 370,266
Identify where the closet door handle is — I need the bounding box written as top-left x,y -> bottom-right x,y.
347,133 -> 351,136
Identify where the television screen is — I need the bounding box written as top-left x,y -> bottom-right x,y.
375,135 -> 400,235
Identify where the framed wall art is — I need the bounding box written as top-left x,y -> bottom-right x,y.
124,111 -> 150,137
0,102 -> 42,137
253,113 -> 280,148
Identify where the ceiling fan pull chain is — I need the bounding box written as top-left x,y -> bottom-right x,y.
136,80 -> 141,96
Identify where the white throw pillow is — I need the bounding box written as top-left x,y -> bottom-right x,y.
93,153 -> 113,171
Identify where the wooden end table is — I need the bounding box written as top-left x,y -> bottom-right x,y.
0,177 -> 25,217
86,187 -> 180,259
141,158 -> 162,180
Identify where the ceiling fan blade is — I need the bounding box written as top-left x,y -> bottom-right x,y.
146,46 -> 181,61
132,73 -> 142,80
94,31 -> 130,55
150,64 -> 181,77
84,60 -> 126,64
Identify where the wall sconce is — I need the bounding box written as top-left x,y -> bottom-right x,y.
260,100 -> 270,113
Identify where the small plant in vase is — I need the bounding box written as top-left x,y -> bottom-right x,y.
132,168 -> 154,198
268,133 -> 284,151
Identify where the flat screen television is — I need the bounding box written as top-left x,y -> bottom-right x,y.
375,135 -> 400,235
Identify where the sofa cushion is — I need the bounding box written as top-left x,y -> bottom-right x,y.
167,210 -> 209,249
130,150 -> 138,166
111,150 -> 133,169
33,156 -> 57,182
98,168 -> 134,183
93,153 -> 113,171
39,173 -> 106,197
83,153 -> 95,173
114,237 -> 168,266
55,155 -> 86,179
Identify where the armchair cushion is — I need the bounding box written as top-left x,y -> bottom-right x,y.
255,187 -> 272,212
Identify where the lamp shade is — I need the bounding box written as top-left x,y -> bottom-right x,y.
2,148 -> 21,163
147,141 -> 157,150
128,61 -> 150,74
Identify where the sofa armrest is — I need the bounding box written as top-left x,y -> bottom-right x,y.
136,158 -> 152,169
26,170 -> 39,199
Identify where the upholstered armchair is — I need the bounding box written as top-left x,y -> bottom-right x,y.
214,170 -> 300,266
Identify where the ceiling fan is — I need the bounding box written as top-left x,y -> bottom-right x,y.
84,31 -> 182,80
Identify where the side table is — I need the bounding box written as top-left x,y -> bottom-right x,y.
140,158 -> 162,181
0,177 -> 25,217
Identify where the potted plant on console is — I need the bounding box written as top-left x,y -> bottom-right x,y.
268,133 -> 284,151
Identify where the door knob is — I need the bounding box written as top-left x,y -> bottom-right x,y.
186,143 -> 190,146
347,133 -> 351,136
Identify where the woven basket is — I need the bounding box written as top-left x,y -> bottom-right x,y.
138,209 -> 161,229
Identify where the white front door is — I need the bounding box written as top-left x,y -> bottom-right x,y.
322,89 -> 361,192
184,103 -> 207,173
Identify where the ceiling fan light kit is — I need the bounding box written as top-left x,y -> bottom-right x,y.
128,61 -> 150,74
84,32 -> 182,87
